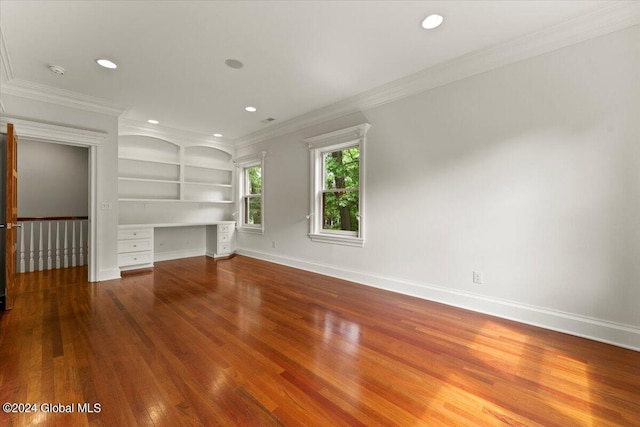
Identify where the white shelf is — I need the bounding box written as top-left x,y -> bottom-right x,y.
119,177 -> 180,184
184,163 -> 232,171
183,181 -> 232,187
119,157 -> 181,166
119,198 -> 233,203
119,137 -> 234,203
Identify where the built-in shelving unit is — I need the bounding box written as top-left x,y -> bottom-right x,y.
118,135 -> 234,203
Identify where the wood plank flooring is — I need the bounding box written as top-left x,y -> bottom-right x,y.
1,255 -> 639,426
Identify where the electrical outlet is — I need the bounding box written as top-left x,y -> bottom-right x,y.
101,202 -> 112,210
473,271 -> 483,284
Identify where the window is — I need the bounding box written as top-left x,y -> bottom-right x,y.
235,152 -> 266,234
243,165 -> 262,225
322,146 -> 359,233
305,123 -> 370,247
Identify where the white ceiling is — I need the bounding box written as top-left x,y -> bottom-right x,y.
0,1 -> 635,143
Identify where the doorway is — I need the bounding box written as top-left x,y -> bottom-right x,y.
16,140 -> 89,274
1,117 -> 106,283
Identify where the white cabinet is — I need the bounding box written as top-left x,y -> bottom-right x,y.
206,223 -> 235,258
118,135 -> 233,204
118,226 -> 154,271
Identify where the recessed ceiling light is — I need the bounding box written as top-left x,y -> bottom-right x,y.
213,133 -> 223,138
48,65 -> 65,75
147,119 -> 159,124
96,58 -> 117,69
245,106 -> 257,112
421,14 -> 444,30
224,59 -> 244,69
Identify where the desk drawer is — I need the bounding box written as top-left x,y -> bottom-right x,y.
217,233 -> 231,243
218,224 -> 234,234
118,228 -> 152,240
118,238 -> 152,253
118,251 -> 152,267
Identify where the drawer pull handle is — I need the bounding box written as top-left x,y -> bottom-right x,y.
133,245 -> 137,247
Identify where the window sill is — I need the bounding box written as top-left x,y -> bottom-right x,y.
308,233 -> 364,247
237,226 -> 264,235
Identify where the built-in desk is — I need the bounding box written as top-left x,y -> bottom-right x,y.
118,222 -> 235,272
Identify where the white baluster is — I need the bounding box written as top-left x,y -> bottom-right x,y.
79,221 -> 84,266
19,223 -> 25,273
63,221 -> 69,268
47,221 -> 52,270
38,222 -> 44,271
18,223 -> 25,273
29,222 -> 35,272
85,220 -> 89,266
71,220 -> 77,267
55,222 -> 61,269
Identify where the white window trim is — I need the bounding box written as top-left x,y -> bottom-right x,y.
234,151 -> 266,235
304,123 -> 370,247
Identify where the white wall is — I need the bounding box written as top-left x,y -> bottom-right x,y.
18,139 -> 88,217
153,226 -> 207,261
1,95 -> 121,281
235,26 -> 640,349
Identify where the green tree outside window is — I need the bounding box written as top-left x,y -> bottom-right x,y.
322,147 -> 359,232
244,166 -> 262,225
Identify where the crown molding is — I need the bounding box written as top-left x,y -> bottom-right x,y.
0,26 -> 15,82
304,123 -> 371,149
119,118 -> 235,156
1,78 -> 129,116
1,24 -> 126,117
1,116 -> 107,146
235,1 -> 640,148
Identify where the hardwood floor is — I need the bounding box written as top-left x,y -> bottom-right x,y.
1,255 -> 639,426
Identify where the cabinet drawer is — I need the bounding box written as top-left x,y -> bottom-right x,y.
118,238 -> 152,254
218,243 -> 231,254
118,251 -> 152,267
118,229 -> 152,240
219,224 -> 234,233
217,233 -> 230,243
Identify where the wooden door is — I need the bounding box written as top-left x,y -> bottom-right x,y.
5,124 -> 18,310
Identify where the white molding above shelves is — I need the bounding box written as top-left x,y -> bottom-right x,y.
119,118 -> 235,156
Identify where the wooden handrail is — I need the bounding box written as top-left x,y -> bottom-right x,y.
18,216 -> 89,222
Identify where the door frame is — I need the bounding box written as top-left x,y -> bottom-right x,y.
1,117 -> 106,282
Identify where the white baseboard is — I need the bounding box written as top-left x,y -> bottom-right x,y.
205,251 -> 234,258
237,248 -> 640,352
98,268 -> 121,281
155,248 -> 206,262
